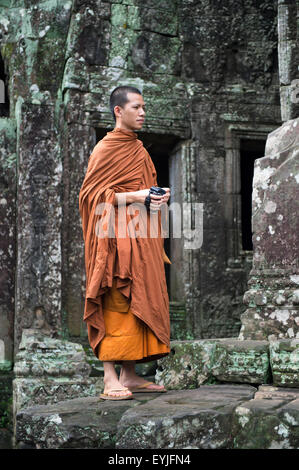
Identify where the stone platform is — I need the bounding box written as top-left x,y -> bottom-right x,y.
10,334 -> 299,449
15,384 -> 299,449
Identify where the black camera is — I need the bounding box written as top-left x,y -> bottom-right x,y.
144,186 -> 166,211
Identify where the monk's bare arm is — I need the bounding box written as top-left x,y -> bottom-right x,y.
114,188 -> 170,207
114,189 -> 149,205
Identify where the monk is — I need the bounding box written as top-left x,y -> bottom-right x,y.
79,85 -> 171,400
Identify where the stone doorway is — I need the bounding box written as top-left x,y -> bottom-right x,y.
224,124 -> 276,269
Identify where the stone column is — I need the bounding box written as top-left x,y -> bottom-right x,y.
278,0 -> 299,121
14,99 -> 62,352
169,140 -> 201,338
239,118 -> 299,340
60,115 -> 96,338
0,118 -> 16,369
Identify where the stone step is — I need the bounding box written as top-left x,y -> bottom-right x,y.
15,392 -> 160,449
15,384 -> 299,449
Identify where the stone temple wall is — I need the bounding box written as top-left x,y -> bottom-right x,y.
238,0 -> 299,341
0,0 -> 283,368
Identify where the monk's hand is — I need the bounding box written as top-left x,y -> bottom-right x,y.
138,187 -> 170,211
161,187 -> 170,203
149,193 -> 165,212
137,189 -> 152,204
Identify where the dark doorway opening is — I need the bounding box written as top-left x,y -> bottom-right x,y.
96,127 -> 112,141
0,53 -> 9,117
240,138 -> 266,251
95,128 -> 179,291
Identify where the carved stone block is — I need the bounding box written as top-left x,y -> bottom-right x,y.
269,339 -> 299,387
13,331 -> 99,424
156,338 -> 271,389
210,339 -> 271,384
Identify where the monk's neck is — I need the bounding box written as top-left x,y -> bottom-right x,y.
113,126 -> 137,133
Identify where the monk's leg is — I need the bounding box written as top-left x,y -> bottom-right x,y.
103,361 -> 133,398
120,360 -> 166,391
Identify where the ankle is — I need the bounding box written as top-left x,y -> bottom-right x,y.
120,362 -> 136,378
103,370 -> 119,386
103,376 -> 113,387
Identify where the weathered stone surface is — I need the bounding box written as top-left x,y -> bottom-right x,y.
155,340 -> 219,390
66,2 -> 110,67
239,117 -> 299,341
15,394 -> 159,449
0,1 -> 72,111
14,330 -> 91,379
269,339 -> 299,387
210,339 -> 271,384
169,302 -> 189,341
0,372 -> 13,420
0,371 -> 13,448
15,100 -> 63,352
116,385 -> 256,449
156,339 -> 271,389
13,331 -> 99,423
278,0 -> 299,121
0,118 -> 16,369
13,377 -> 99,416
255,384 -> 299,401
14,383 -> 299,449
60,121 -> 96,337
232,384 -> 299,449
168,140 -> 201,337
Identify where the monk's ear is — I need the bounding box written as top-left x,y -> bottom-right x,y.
114,105 -> 122,118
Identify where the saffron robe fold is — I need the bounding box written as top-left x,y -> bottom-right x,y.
78,127 -> 170,358
98,278 -> 170,363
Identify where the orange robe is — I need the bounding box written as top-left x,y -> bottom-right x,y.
98,278 -> 169,363
78,127 -> 171,361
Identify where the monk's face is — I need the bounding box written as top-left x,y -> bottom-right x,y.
115,92 -> 146,131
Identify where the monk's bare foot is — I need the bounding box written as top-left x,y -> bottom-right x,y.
119,366 -> 166,392
103,376 -> 133,398
102,362 -> 133,398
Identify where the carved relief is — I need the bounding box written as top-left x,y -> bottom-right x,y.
30,306 -> 52,335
